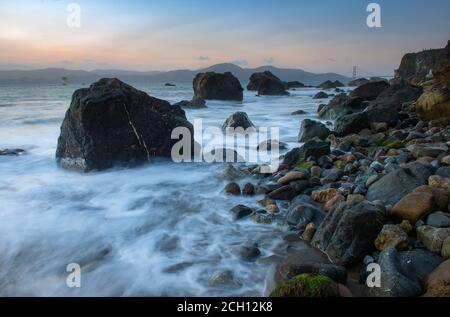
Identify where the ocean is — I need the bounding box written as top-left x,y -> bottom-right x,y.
0,82 -> 340,296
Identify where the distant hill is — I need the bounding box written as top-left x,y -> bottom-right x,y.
0,63 -> 351,86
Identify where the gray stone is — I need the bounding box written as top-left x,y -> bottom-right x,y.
366,162 -> 433,206
368,247 -> 443,297
298,119 -> 331,142
312,201 -> 387,266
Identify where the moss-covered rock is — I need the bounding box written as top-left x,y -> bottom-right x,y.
269,274 -> 339,298
295,162 -> 314,170
416,89 -> 450,121
382,139 -> 404,150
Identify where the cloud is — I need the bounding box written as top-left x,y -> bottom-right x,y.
264,57 -> 275,64
196,56 -> 210,61
230,59 -> 248,66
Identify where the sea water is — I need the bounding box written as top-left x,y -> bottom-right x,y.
0,82 -> 338,296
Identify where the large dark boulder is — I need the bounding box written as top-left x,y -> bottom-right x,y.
283,140 -> 331,166
350,81 -> 389,101
365,104 -> 400,127
222,112 -> 255,131
56,78 -> 194,172
247,71 -> 288,96
334,112 -> 370,136
298,119 -> 331,142
369,80 -> 423,111
368,247 -> 443,297
193,72 -> 243,101
258,78 -> 289,96
247,71 -> 278,91
366,162 -> 433,206
311,201 -> 387,267
318,93 -> 366,120
319,80 -> 337,90
366,80 -> 422,126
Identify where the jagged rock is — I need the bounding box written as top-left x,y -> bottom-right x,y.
370,80 -> 422,109
222,112 -> 255,131
193,72 -> 243,101
56,78 -> 193,172
318,94 -> 365,120
298,119 -> 331,142
395,44 -> 448,85
366,163 -> 433,206
350,81 -> 389,101
334,112 -> 370,136
311,200 -> 387,266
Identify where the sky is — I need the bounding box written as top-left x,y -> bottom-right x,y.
0,0 -> 449,77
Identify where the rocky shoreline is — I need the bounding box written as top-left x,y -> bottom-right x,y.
219,41 -> 450,297
43,41 -> 450,297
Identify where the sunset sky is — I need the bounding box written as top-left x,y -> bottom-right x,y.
0,0 -> 449,76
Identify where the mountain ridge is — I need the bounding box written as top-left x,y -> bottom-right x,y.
0,63 -> 351,85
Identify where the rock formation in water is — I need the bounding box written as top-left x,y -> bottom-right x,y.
56,78 -> 194,172
247,71 -> 289,96
193,72 -> 244,101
